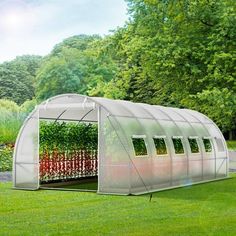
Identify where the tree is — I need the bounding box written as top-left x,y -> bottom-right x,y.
0,55 -> 42,104
13,55 -> 42,79
35,35 -> 118,101
51,34 -> 101,56
186,88 -> 236,133
104,0 -> 236,134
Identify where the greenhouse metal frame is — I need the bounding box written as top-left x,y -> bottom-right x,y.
13,94 -> 229,195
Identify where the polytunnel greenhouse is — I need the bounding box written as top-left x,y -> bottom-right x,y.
13,94 -> 229,195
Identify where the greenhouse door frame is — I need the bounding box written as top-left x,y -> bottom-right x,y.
37,103 -> 101,191
37,103 -> 101,192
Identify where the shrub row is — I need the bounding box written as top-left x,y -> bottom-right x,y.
0,145 -> 13,172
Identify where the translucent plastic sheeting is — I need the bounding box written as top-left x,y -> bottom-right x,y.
137,103 -> 170,120
117,117 -> 159,193
39,106 -> 98,122
116,100 -> 153,119
93,97 -> 133,117
14,110 -> 39,189
98,109 -> 131,194
184,109 -> 212,124
41,94 -> 86,105
156,106 -> 186,121
171,108 -> 200,123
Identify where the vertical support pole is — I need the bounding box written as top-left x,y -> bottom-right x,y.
97,106 -> 101,192
213,138 -> 217,179
36,107 -> 40,189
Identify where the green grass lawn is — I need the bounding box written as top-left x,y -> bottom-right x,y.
227,140 -> 236,150
1,175 -> 236,236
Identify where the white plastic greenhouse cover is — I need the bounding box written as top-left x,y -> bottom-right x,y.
13,94 -> 229,194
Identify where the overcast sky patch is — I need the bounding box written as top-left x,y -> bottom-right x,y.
0,0 -> 128,62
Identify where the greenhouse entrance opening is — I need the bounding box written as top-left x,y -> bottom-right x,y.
38,102 -> 99,192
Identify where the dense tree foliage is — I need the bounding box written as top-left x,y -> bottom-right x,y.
0,55 -> 42,104
102,0 -> 236,135
35,35 -> 118,100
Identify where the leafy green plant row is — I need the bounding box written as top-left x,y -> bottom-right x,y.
39,121 -> 98,155
0,146 -> 13,172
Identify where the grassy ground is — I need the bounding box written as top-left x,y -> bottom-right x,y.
227,140 -> 236,150
1,175 -> 236,236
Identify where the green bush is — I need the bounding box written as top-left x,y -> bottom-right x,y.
227,141 -> 236,151
0,99 -> 24,144
20,99 -> 37,114
0,146 -> 13,172
0,99 -> 37,144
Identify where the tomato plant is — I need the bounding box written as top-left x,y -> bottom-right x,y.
39,121 -> 98,182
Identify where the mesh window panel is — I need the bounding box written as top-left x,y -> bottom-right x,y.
203,138 -> 212,153
188,138 -> 200,153
153,138 -> 168,155
132,138 -> 148,156
172,138 -> 185,154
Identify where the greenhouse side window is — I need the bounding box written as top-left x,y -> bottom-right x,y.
203,138 -> 212,153
172,137 -> 185,154
153,136 -> 168,156
188,137 -> 199,153
132,136 -> 148,157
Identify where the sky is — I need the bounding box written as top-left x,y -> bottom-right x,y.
0,0 -> 128,63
